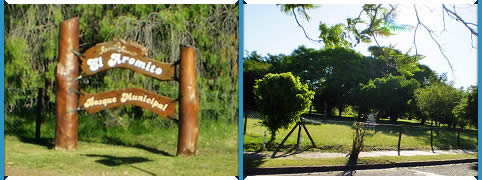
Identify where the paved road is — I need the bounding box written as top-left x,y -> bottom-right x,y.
274,162 -> 478,176
245,149 -> 477,159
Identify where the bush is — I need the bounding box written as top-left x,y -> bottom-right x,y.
253,72 -> 314,143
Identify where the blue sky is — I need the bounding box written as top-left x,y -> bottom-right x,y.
244,4 -> 477,89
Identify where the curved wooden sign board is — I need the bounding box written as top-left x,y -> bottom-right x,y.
79,88 -> 177,118
80,40 -> 175,81
56,18 -> 198,156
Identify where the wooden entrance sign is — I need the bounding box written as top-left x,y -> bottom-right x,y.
55,18 -> 199,156
79,88 -> 177,118
80,40 -> 175,80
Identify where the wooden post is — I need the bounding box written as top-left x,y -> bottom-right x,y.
296,122 -> 302,153
430,128 -> 434,153
55,17 -> 79,151
397,126 -> 402,156
456,128 -> 461,148
177,46 -> 199,156
301,122 -> 316,148
243,110 -> 247,135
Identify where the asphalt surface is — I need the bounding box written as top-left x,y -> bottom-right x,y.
244,149 -> 477,159
273,162 -> 478,176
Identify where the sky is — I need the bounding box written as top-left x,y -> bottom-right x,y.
244,4 -> 478,89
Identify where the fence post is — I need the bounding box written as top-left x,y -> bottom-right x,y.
177,46 -> 199,156
243,110 -> 247,135
397,126 -> 402,156
296,122 -> 302,153
263,131 -> 266,150
55,17 -> 79,151
456,128 -> 461,148
430,128 -> 434,152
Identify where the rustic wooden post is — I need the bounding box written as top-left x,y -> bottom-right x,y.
55,17 -> 79,151
177,46 -> 199,156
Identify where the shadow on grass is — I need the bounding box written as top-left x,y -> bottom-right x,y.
244,156 -> 267,170
14,136 -> 175,157
83,154 -> 157,176
101,136 -> 175,157
17,136 -> 54,149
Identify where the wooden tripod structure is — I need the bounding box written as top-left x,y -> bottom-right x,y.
271,117 -> 316,158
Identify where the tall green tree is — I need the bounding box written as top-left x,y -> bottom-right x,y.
454,86 -> 478,128
243,51 -> 272,109
253,72 -> 314,143
315,47 -> 367,117
415,82 -> 463,127
358,75 -> 420,122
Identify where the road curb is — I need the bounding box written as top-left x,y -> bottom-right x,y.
245,158 -> 477,175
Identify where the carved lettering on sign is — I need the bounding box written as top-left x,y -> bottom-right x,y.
80,40 -> 175,81
79,88 -> 177,118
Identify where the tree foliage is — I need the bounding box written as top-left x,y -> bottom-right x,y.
415,83 -> 462,127
454,86 -> 478,128
358,75 -> 420,122
253,72 -> 314,142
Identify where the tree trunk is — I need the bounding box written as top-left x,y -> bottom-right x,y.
269,131 -> 277,145
390,112 -> 398,122
55,17 -> 80,151
177,46 -> 200,156
420,118 -> 426,126
338,105 -> 343,117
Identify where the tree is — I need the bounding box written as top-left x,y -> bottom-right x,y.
415,82 -> 463,128
454,86 -> 478,128
243,51 -> 273,109
315,48 -> 369,117
358,75 -> 420,122
253,72 -> 314,143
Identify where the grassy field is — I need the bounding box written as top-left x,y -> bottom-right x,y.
244,117 -> 477,152
5,121 -> 238,176
244,153 -> 477,168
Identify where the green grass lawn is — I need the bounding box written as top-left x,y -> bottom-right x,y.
244,153 -> 478,168
5,122 -> 238,176
244,118 -> 477,152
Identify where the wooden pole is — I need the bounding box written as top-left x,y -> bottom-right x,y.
296,122 -> 302,153
55,17 -> 79,151
430,128 -> 434,153
456,128 -> 461,148
243,110 -> 247,135
301,122 -> 316,148
397,126 -> 402,156
177,46 -> 199,156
